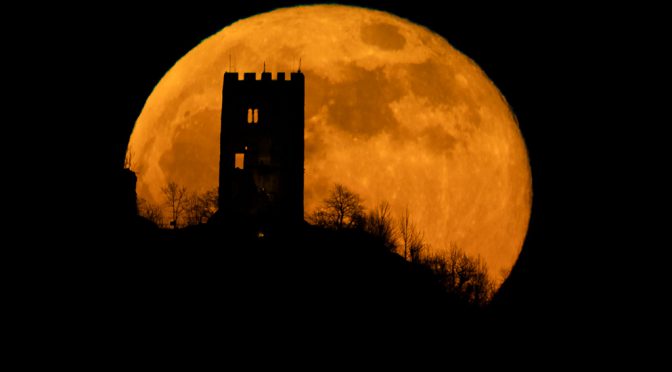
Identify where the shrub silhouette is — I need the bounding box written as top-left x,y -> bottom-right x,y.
137,197 -> 163,227
184,187 -> 218,226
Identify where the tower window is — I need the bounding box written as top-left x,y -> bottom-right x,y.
235,153 -> 245,169
247,108 -> 259,124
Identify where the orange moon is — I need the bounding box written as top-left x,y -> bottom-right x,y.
128,5 -> 531,286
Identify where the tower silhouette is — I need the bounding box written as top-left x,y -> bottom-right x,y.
218,71 -> 305,231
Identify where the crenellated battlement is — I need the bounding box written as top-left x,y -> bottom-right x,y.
224,71 -> 304,82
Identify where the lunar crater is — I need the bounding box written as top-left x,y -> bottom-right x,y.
361,22 -> 406,51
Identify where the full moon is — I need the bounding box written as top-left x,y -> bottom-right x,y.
128,5 -> 531,286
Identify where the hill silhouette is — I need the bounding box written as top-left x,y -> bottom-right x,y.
70,168 -> 525,348
97,217 -> 481,334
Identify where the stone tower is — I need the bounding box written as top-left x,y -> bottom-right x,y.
218,71 -> 305,231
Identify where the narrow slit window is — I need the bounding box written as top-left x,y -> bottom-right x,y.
234,153 -> 245,169
253,108 -> 259,123
247,108 -> 253,124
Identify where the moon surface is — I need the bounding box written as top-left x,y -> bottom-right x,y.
128,5 -> 531,286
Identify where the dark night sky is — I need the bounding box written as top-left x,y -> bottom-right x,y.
53,1 -> 622,328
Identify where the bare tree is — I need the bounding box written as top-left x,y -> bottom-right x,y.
422,244 -> 494,306
185,193 -> 202,226
162,181 -> 187,229
399,207 -> 411,260
310,209 -> 332,228
185,188 -> 219,226
365,201 -> 396,252
310,184 -> 365,230
137,197 -> 163,227
398,207 -> 424,261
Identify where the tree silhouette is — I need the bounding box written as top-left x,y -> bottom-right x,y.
398,207 -> 424,262
421,244 -> 494,306
185,188 -> 219,226
137,197 -> 163,227
162,181 -> 187,229
310,184 -> 365,230
365,201 -> 396,252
